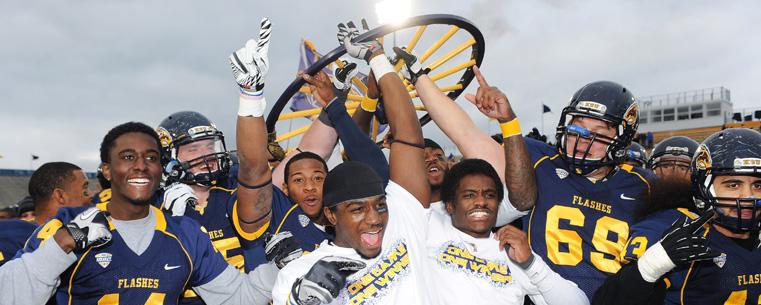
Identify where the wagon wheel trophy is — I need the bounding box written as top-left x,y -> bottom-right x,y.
267,14 -> 485,148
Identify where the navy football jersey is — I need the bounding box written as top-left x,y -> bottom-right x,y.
523,137 -> 655,299
239,185 -> 334,271
670,227 -> 761,305
16,203 -> 229,304
92,188 -> 112,204
0,218 -> 38,267
154,166 -> 332,273
621,208 -> 706,304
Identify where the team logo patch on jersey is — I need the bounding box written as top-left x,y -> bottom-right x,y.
556,168 -> 569,179
714,253 -> 726,268
95,253 -> 113,268
298,214 -> 310,227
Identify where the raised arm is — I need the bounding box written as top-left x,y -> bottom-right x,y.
338,20 -> 428,206
396,47 -> 506,183
271,114 -> 337,190
351,70 -> 381,136
463,66 -> 537,211
302,64 -> 390,187
230,18 -> 274,234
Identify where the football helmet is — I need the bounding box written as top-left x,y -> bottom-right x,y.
624,142 -> 648,168
648,136 -> 699,171
555,81 -> 639,175
692,128 -> 761,232
156,111 -> 231,186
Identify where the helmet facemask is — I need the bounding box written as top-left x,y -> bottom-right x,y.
168,132 -> 230,186
554,82 -> 638,176
694,172 -> 761,233
692,133 -> 761,233
556,115 -> 629,176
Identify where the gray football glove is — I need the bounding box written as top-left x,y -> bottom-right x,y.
331,60 -> 358,101
290,256 -> 366,305
337,19 -> 382,63
264,231 -> 303,269
230,17 -> 271,95
392,46 -> 428,84
162,182 -> 198,217
64,207 -> 112,252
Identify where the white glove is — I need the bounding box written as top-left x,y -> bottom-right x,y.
230,17 -> 271,96
290,256 -> 366,305
162,182 -> 198,217
65,207 -> 112,252
337,19 -> 382,63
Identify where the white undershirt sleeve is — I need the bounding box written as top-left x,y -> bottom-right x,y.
194,262 -> 279,305
0,237 -> 76,305
495,184 -> 529,227
524,253 -> 590,305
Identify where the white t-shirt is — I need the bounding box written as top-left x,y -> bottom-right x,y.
273,181 -> 439,305
425,204 -> 589,305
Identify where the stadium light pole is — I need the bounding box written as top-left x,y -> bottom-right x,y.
375,0 -> 411,47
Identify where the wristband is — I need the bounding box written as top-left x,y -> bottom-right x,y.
360,96 -> 379,112
369,55 -> 396,79
389,139 -> 425,149
240,209 -> 272,225
316,110 -> 333,127
500,118 -> 521,138
637,242 -> 676,283
238,178 -> 272,190
238,94 -> 267,117
513,252 -> 535,270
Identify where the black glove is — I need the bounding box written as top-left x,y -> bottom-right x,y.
290,256 -> 366,305
637,210 -> 720,282
264,231 -> 303,269
64,207 -> 112,252
660,210 -> 721,264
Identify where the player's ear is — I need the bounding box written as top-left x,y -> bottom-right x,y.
445,201 -> 455,215
282,183 -> 289,196
102,163 -> 112,181
324,206 -> 338,225
53,188 -> 66,205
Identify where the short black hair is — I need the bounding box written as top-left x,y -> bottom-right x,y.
283,151 -> 328,183
28,162 -> 82,206
440,158 -> 504,204
0,207 -> 17,218
100,122 -> 161,164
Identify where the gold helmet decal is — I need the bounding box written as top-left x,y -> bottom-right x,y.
188,125 -> 216,138
623,103 -> 639,127
156,127 -> 172,148
694,144 -> 711,170
576,101 -> 607,114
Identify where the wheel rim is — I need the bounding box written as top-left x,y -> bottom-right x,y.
267,14 -> 486,144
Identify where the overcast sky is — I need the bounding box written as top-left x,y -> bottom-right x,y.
2,0 -> 760,172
